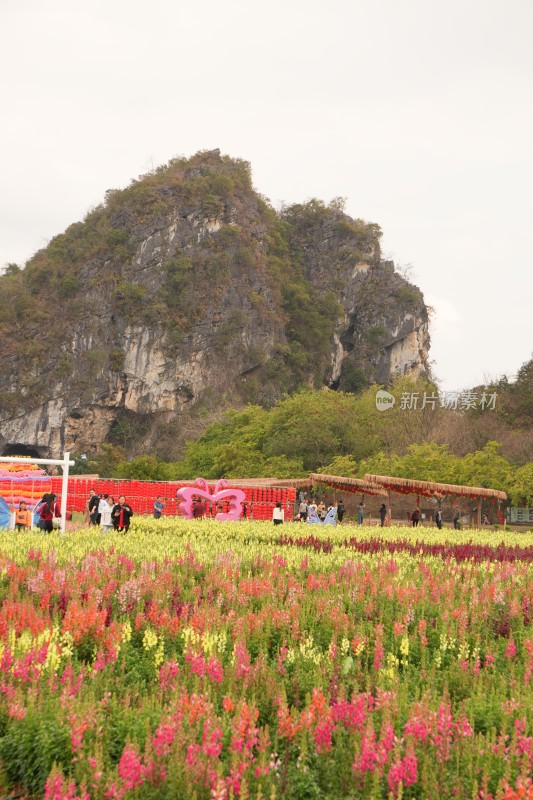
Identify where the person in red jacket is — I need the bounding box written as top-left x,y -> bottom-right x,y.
37,493 -> 55,533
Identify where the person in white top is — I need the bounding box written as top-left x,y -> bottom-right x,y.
99,494 -> 113,533
272,502 -> 284,525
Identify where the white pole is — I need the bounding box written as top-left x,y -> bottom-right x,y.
0,456 -> 74,467
60,451 -> 70,534
0,453 -> 74,534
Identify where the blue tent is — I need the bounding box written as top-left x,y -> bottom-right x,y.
0,497 -> 12,530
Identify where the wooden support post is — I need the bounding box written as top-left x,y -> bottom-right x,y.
477,496 -> 482,529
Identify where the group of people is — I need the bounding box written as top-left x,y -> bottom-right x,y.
13,495 -> 58,532
86,489 -> 134,533
10,493 -> 62,533
294,497 -> 346,523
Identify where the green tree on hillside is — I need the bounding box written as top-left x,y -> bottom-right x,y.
508,462 -> 533,505
455,441 -> 513,492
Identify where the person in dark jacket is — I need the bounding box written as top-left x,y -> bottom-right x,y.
411,508 -> 421,527
88,489 -> 100,525
37,493 -> 55,533
337,499 -> 345,523
153,496 -> 164,519
435,509 -> 443,529
379,503 -> 387,527
112,496 -> 134,532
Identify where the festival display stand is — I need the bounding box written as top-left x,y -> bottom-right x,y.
42,476 -> 308,521
363,474 -> 507,528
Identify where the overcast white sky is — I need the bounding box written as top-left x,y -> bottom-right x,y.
1,0 -> 532,391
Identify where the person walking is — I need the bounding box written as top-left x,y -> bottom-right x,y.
435,509 -> 443,530
153,496 -> 165,519
37,493 -> 55,533
453,510 -> 461,530
379,503 -> 387,527
87,489 -> 100,526
298,498 -> 308,522
357,500 -> 365,525
272,501 -> 284,525
411,508 -> 421,527
112,496 -> 134,533
337,499 -> 345,523
99,494 -> 113,533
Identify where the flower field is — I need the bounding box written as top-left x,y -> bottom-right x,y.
0,521 -> 532,799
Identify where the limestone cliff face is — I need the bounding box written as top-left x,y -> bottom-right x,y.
0,150 -> 430,458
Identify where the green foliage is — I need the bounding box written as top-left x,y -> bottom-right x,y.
113,281 -> 145,317
320,454 -> 359,476
395,284 -> 422,308
57,274 -> 81,298
0,390 -> 20,414
109,348 -> 125,371
508,462 -> 533,505
455,441 -> 513,491
365,325 -> 387,348
3,262 -> 21,275
214,311 -> 247,353
389,442 -> 460,483
93,376 -> 531,498
357,441 -> 518,494
0,703 -> 71,796
201,193 -> 224,218
338,363 -> 369,393
495,354 -> 533,428
116,455 -> 164,480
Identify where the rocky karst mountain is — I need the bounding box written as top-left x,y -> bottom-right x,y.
0,150 -> 430,458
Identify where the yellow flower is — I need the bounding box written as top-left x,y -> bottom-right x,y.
121,620 -> 132,643
143,628 -> 158,650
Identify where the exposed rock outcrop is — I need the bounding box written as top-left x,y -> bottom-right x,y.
0,150 -> 430,458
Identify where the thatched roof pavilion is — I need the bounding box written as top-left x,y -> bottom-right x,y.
364,473 -> 507,526
309,473 -> 388,497
364,474 -> 507,500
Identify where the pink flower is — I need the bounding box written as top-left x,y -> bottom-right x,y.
185,650 -> 206,678
353,727 -> 380,774
405,715 -> 429,742
186,744 -> 201,765
202,723 -> 223,758
387,755 -> 418,794
332,694 -> 373,732
455,716 -> 474,738
505,638 -> 517,659
44,771 -> 90,800
206,656 -> 223,684
314,718 -> 334,753
118,744 -> 146,791
8,702 -> 26,720
152,721 -> 177,756
159,660 -> 179,691
234,641 -> 251,679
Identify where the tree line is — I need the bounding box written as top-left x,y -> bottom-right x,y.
73,357 -> 533,506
